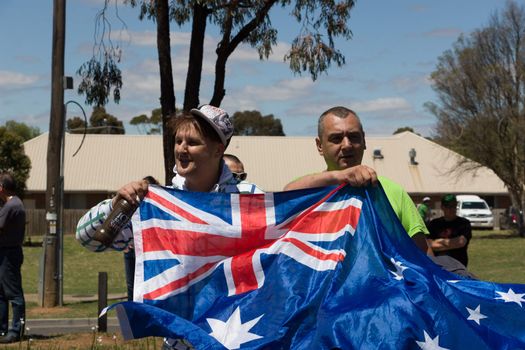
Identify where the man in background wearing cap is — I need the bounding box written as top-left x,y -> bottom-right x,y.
427,194 -> 472,267
417,197 -> 432,226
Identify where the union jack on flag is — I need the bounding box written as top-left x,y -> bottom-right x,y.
111,185 -> 525,350
133,184 -> 361,304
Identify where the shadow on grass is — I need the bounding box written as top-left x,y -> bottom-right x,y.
475,232 -> 524,239
24,334 -> 61,340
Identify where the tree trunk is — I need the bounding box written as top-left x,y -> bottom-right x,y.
183,4 -> 208,111
210,53 -> 228,107
209,0 -> 277,107
156,0 -> 176,185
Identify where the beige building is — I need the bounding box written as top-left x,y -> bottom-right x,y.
23,131 -> 510,210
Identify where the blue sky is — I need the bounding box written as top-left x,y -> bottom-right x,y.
0,0 -> 508,137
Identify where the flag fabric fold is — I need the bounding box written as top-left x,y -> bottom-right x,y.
107,185 -> 525,349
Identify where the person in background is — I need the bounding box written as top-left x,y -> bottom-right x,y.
427,194 -> 472,267
284,106 -> 432,255
0,172 -> 26,344
223,154 -> 263,194
417,197 -> 432,226
123,175 -> 160,301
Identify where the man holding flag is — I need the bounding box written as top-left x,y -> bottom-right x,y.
77,104 -> 258,348
284,106 -> 432,254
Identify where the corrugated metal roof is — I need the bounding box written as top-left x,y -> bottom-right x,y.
24,132 -> 507,194
359,132 -> 507,194
24,133 -> 165,192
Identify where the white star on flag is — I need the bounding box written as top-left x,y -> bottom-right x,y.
416,330 -> 449,350
466,305 -> 487,325
495,288 -> 525,307
207,306 -> 263,349
389,257 -> 408,280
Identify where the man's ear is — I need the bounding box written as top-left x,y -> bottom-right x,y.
315,137 -> 323,156
362,131 -> 366,150
216,143 -> 226,158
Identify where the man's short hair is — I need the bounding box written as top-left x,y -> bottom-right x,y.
223,154 -> 242,165
0,172 -> 16,193
317,106 -> 364,139
168,111 -> 223,145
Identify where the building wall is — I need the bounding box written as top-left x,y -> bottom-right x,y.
24,192 -> 112,210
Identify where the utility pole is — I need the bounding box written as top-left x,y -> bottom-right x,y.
41,0 -> 66,307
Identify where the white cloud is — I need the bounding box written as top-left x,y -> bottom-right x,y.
391,74 -> 431,91
125,73 -> 160,94
352,97 -> 412,112
231,41 -> 290,63
237,77 -> 314,102
134,59 -> 160,74
221,97 -> 260,114
0,71 -> 39,88
126,29 -> 290,64
127,30 -> 192,47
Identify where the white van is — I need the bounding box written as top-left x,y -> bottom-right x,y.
456,195 -> 494,229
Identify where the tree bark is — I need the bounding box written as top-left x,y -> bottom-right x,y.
183,3 -> 209,111
210,54 -> 228,107
156,0 -> 176,185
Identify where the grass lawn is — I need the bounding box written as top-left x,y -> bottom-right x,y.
468,229 -> 525,284
22,235 -> 126,295
19,230 -> 525,319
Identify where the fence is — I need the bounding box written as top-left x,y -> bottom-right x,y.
25,209 -> 86,236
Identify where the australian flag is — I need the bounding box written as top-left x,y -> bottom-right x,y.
109,184 -> 525,349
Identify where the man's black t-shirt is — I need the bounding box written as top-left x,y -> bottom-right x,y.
428,216 -> 472,267
0,196 -> 26,247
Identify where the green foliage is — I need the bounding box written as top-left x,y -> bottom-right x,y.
130,108 -> 162,134
66,107 -> 125,134
76,0 -> 124,107
0,126 -> 31,196
77,56 -> 122,107
285,1 -> 354,80
66,116 -> 87,134
81,1 -> 356,106
428,0 -> 525,217
393,126 -> 422,136
232,110 -> 285,136
393,126 -> 414,135
90,106 -> 125,134
4,120 -> 41,141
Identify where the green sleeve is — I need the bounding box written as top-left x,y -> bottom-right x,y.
417,204 -> 428,218
379,176 -> 429,237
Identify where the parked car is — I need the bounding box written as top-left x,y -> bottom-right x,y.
456,195 -> 494,229
500,206 -> 524,231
